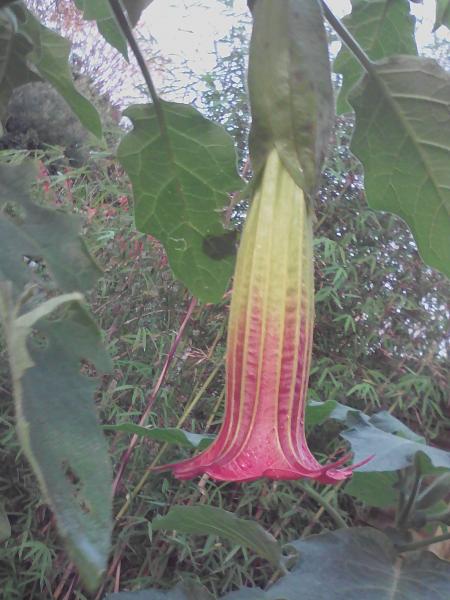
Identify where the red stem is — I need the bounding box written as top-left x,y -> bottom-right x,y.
112,296 -> 197,495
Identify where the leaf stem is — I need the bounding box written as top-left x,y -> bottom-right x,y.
108,0 -> 167,134
396,530 -> 450,553
297,482 -> 348,529
320,1 -> 375,76
398,466 -> 422,529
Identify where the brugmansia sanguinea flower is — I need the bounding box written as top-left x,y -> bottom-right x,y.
164,151 -> 360,483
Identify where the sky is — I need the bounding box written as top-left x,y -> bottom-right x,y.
141,0 -> 448,94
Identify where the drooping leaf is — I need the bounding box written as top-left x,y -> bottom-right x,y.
74,0 -> 128,59
0,161 -> 101,299
0,7 -> 40,118
0,289 -> 113,590
103,424 -> 215,450
248,0 -> 334,193
334,0 -> 417,114
0,502 -> 11,542
350,55 -> 450,277
20,9 -> 102,138
107,580 -> 213,600
342,411 -> 450,472
152,506 -> 283,568
118,102 -> 242,303
433,0 -> 450,31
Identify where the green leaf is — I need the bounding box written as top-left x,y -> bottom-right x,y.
269,528 -> 450,599
334,0 -> 417,114
122,0 -> 154,26
103,424 -> 215,450
0,7 -> 40,118
349,56 -> 450,277
434,0 -> 450,31
152,506 -> 283,568
20,9 -> 102,138
74,0 -> 128,59
107,580 -> 213,600
0,161 -> 101,299
248,0 -> 334,193
306,399 -> 341,428
0,289 -> 113,590
342,412 -> 450,472
118,102 -> 242,303
345,471 -> 398,507
0,502 -> 11,542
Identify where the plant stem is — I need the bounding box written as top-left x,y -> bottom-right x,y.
320,0 -> 375,76
397,531 -> 450,553
115,359 -> 224,520
397,466 -> 422,529
108,0 -> 167,134
297,482 -> 348,530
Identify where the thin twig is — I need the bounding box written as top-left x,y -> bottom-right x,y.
396,531 -> 450,553
112,296 -> 197,495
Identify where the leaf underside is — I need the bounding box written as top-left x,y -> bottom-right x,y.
350,55 -> 450,277
118,101 -> 242,303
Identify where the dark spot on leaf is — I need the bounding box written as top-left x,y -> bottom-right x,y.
202,231 -> 238,261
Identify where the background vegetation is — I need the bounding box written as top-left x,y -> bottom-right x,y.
0,1 -> 449,598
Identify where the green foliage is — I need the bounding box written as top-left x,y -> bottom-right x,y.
104,423 -> 215,450
334,0 -> 417,114
248,0 -> 333,193
74,0 -> 128,59
434,0 -> 450,31
152,506 -> 283,568
0,5 -> 40,119
349,55 -> 450,278
118,101 -> 242,303
20,8 -> 102,138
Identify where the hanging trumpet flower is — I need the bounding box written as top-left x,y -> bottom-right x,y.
164,151 -> 360,483
158,0 -> 370,483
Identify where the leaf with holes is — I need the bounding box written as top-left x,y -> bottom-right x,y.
334,0 -> 417,114
0,289 -> 113,589
152,506 -> 283,568
0,161 -> 101,299
20,9 -> 102,137
103,424 -> 214,450
118,102 -> 242,303
349,56 -> 450,277
0,7 -> 40,119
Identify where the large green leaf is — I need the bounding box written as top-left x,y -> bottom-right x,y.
349,55 -> 450,277
20,9 -> 102,138
342,411 -> 450,472
118,102 -> 242,303
334,0 -> 417,114
434,0 -> 450,31
0,161 -> 100,299
74,0 -> 128,59
107,580 -> 213,600
0,290 -> 113,589
108,529 -> 450,599
248,0 -> 333,193
152,505 -> 283,568
345,471 -> 398,507
103,424 -> 214,450
0,7 -> 40,119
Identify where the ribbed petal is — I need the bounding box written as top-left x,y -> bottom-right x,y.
163,151 -> 361,483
